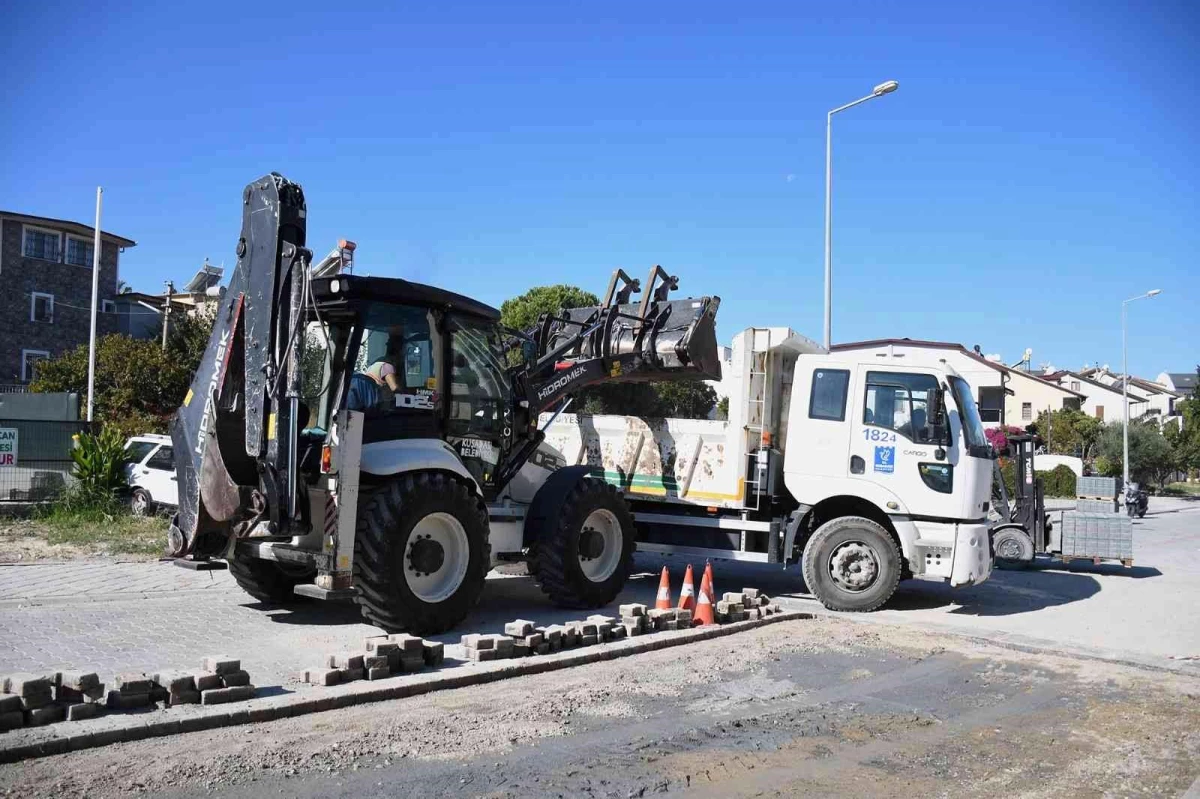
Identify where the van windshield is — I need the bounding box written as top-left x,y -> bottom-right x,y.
948,376 -> 989,455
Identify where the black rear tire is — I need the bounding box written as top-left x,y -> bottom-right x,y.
528,478 -> 635,609
802,516 -> 902,612
228,556 -> 316,604
992,526 -> 1035,570
353,472 -> 489,635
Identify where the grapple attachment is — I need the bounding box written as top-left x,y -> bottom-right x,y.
534,265 -> 722,385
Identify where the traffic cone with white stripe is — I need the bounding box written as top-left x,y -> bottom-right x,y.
655,566 -> 672,610
694,561 -> 716,626
677,564 -> 696,612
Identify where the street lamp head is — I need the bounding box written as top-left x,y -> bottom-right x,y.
873,80 -> 900,96
1147,289 -> 1162,297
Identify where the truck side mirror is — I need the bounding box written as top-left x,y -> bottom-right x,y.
924,387 -> 948,445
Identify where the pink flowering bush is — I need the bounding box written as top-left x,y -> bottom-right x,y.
984,425 -> 1025,455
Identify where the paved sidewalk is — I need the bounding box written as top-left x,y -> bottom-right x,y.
0,560 -> 236,604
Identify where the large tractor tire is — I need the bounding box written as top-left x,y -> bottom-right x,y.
802,516 -> 902,613
528,476 -> 636,609
992,525 -> 1035,570
353,472 -> 489,635
228,556 -> 317,604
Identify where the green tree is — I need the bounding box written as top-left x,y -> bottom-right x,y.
31,311 -> 215,438
716,396 -> 730,421
1166,367 -> 1200,479
1094,420 -> 1175,487
499,285 -> 600,333
500,284 -> 716,420
1033,408 -> 1102,458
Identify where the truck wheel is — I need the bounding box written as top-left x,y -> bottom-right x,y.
353,473 -> 489,635
992,526 -> 1035,570
802,516 -> 901,613
529,478 -> 635,608
228,556 -> 316,604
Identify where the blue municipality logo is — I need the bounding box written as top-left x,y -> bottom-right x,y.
874,446 -> 895,474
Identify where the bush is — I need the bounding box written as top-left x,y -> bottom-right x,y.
68,428 -> 130,504
1040,465 -> 1078,498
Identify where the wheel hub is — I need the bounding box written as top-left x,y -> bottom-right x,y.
829,542 -> 879,592
996,536 -> 1024,560
408,537 -> 446,575
579,528 -> 606,560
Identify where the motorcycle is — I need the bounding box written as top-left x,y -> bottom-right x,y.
1125,483 -> 1148,519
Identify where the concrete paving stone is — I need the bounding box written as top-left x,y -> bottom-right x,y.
66,702 -> 101,721
742,587 -> 760,600
200,685 -> 255,705
106,690 -> 152,710
220,670 -> 251,688
367,667 -> 389,681
609,625 -> 627,640
467,649 -> 497,662
523,633 -> 544,649
362,635 -> 388,650
618,603 -> 647,617
421,641 -> 444,666
504,619 -> 535,637
201,656 -> 241,675
623,622 -> 643,637
512,642 -> 529,658
399,653 -> 425,672
362,655 -> 388,670
581,634 -> 599,646
194,673 -> 222,691
113,673 -> 155,693
386,634 -> 423,652
573,621 -> 599,636
722,592 -> 745,605
303,668 -> 340,686
536,642 -> 551,655
587,614 -> 618,626
168,690 -> 200,706
0,695 -> 21,714
153,671 -> 196,694
365,641 -> 400,658
0,711 -> 22,731
460,634 -> 493,651
56,671 -> 100,691
19,692 -> 53,710
662,621 -> 680,631
338,668 -> 364,682
3,673 -> 53,696
327,653 -> 364,670
490,636 -> 515,657
24,704 -> 65,726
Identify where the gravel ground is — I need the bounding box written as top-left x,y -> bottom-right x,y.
1,617 -> 1196,798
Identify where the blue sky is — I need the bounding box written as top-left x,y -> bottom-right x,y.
3,1 -> 1196,378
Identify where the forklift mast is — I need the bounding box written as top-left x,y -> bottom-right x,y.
995,434 -> 1049,552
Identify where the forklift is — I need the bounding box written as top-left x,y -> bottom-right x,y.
990,434 -> 1050,569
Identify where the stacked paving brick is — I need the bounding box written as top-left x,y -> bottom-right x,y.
2,670 -> 107,731
304,634 -> 443,686
195,656 -> 256,705
716,588 -> 781,623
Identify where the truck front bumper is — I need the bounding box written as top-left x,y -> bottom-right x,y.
903,520 -> 993,587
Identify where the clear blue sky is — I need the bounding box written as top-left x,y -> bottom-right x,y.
3,1 -> 1196,378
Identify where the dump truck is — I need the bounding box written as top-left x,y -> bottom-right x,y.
535,328 -> 996,611
171,173 -> 992,634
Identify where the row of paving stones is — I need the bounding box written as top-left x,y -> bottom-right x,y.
0,656 -> 256,734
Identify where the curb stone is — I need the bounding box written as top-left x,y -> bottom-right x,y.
0,611 -> 813,763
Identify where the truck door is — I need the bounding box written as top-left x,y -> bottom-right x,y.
849,368 -> 957,518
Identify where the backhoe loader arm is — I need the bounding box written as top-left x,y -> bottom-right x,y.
168,173 -> 310,558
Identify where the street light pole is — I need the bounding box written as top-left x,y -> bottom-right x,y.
823,80 -> 899,350
1121,289 -> 1162,489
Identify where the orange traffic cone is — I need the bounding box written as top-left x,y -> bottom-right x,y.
677,564 -> 696,611
694,561 -> 716,626
655,566 -> 672,610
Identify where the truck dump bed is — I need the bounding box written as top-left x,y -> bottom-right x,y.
540,413 -> 747,509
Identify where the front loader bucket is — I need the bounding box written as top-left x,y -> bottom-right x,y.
545,295 -> 722,383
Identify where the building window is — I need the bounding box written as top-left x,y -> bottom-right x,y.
978,386 -> 1004,423
808,369 -> 850,421
31,292 -> 54,323
23,227 -> 61,262
1070,380 -> 1080,391
1096,405 -> 1104,420
1021,402 -> 1032,420
65,236 -> 94,267
21,350 -> 50,383
101,299 -> 116,313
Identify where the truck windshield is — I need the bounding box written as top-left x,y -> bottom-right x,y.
948,376 -> 989,454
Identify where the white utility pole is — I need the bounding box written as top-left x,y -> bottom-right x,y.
823,80 -> 899,350
1122,289 -> 1162,489
86,187 -> 103,423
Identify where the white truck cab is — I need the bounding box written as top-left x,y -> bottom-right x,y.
536,327 -> 994,611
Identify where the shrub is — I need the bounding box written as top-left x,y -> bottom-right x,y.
69,428 -> 130,503
1040,465 -> 1078,498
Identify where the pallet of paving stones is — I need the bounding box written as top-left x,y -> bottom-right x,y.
0,655 -> 257,734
